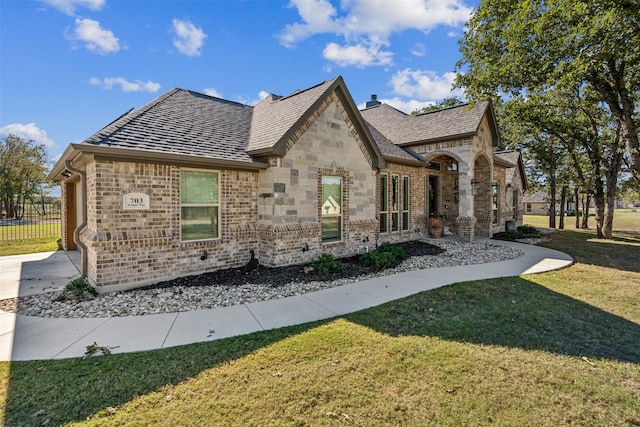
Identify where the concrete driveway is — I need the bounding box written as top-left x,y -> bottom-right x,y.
0,250 -> 81,300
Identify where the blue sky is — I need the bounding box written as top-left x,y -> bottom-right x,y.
0,0 -> 479,166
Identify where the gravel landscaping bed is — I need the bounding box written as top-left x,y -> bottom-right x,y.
0,239 -> 524,318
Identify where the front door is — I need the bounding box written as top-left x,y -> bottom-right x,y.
65,181 -> 76,250
428,175 -> 439,216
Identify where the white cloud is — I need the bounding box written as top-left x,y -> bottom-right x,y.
203,88 -> 223,98
40,0 -> 104,15
67,18 -> 120,54
172,19 -> 207,56
279,0 -> 342,48
322,42 -> 392,67
90,77 -> 161,93
235,90 -> 270,106
390,68 -> 464,100
278,0 -> 472,67
410,43 -> 426,57
0,123 -> 55,147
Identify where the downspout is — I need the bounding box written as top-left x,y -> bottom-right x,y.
64,160 -> 88,278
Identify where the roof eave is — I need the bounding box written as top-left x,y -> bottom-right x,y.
67,143 -> 269,172
48,144 -> 81,180
382,155 -> 425,167
397,131 -> 477,147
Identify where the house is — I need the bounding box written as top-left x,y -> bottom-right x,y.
523,190 -> 549,215
49,76 -> 525,292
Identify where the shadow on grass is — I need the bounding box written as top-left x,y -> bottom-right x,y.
2,322 -> 324,427
347,276 -> 640,364
5,274 -> 639,425
540,229 -> 640,273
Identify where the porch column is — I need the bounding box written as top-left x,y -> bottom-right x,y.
456,171 -> 476,242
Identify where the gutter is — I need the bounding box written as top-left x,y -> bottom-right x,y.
64,159 -> 88,278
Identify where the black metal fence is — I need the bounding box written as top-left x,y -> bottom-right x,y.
0,201 -> 62,241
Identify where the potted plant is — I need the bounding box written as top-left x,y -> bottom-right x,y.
428,212 -> 446,238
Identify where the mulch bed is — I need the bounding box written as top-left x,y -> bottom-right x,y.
140,240 -> 445,291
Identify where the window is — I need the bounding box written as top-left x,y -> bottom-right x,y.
492,182 -> 499,224
526,202 -> 532,213
402,176 -> 410,230
391,175 -> 399,231
379,174 -> 388,233
321,176 -> 342,242
181,169 -> 219,241
513,190 -> 518,219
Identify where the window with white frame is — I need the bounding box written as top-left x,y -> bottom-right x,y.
379,174 -> 388,233
402,176 -> 410,230
181,169 -> 220,241
321,176 -> 342,242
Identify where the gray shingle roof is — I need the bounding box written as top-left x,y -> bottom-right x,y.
81,88 -> 259,164
247,78 -> 338,154
494,150 -> 527,190
523,190 -> 548,203
365,123 -> 423,165
494,150 -> 520,166
360,100 -> 491,146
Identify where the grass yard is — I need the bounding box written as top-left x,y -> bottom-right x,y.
0,222 -> 61,256
0,237 -> 61,257
1,222 -> 640,425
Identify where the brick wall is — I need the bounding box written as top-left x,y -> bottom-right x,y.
80,160 -> 261,291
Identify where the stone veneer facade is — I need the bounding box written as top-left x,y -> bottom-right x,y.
62,91 -> 518,292
76,94 -> 406,292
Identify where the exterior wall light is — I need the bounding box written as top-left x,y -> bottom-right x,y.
471,179 -> 479,196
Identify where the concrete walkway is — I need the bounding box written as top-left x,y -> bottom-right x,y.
0,241 -> 573,361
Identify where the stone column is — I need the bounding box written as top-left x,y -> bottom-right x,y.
456,215 -> 477,242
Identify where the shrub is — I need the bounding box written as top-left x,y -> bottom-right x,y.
54,277 -> 98,302
517,225 -> 543,238
492,225 -> 543,241
360,242 -> 406,270
311,253 -> 343,276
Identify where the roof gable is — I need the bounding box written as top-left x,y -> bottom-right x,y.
494,150 -> 527,190
247,76 -> 385,168
360,100 -> 500,147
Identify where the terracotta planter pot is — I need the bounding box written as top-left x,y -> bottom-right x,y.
428,217 -> 444,238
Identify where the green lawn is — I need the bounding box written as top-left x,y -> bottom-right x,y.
0,222 -> 61,256
0,237 -> 61,257
1,223 -> 639,425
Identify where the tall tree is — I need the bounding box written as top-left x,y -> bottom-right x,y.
412,97 -> 465,115
456,0 -> 640,182
0,135 -> 48,219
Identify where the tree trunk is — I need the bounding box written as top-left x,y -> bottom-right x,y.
602,137 -> 624,239
574,188 -> 580,229
549,178 -> 557,229
581,194 -> 591,229
593,176 -> 606,238
559,185 -> 567,229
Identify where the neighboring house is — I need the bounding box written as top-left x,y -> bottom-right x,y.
523,190 -> 549,215
49,76 -> 525,292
